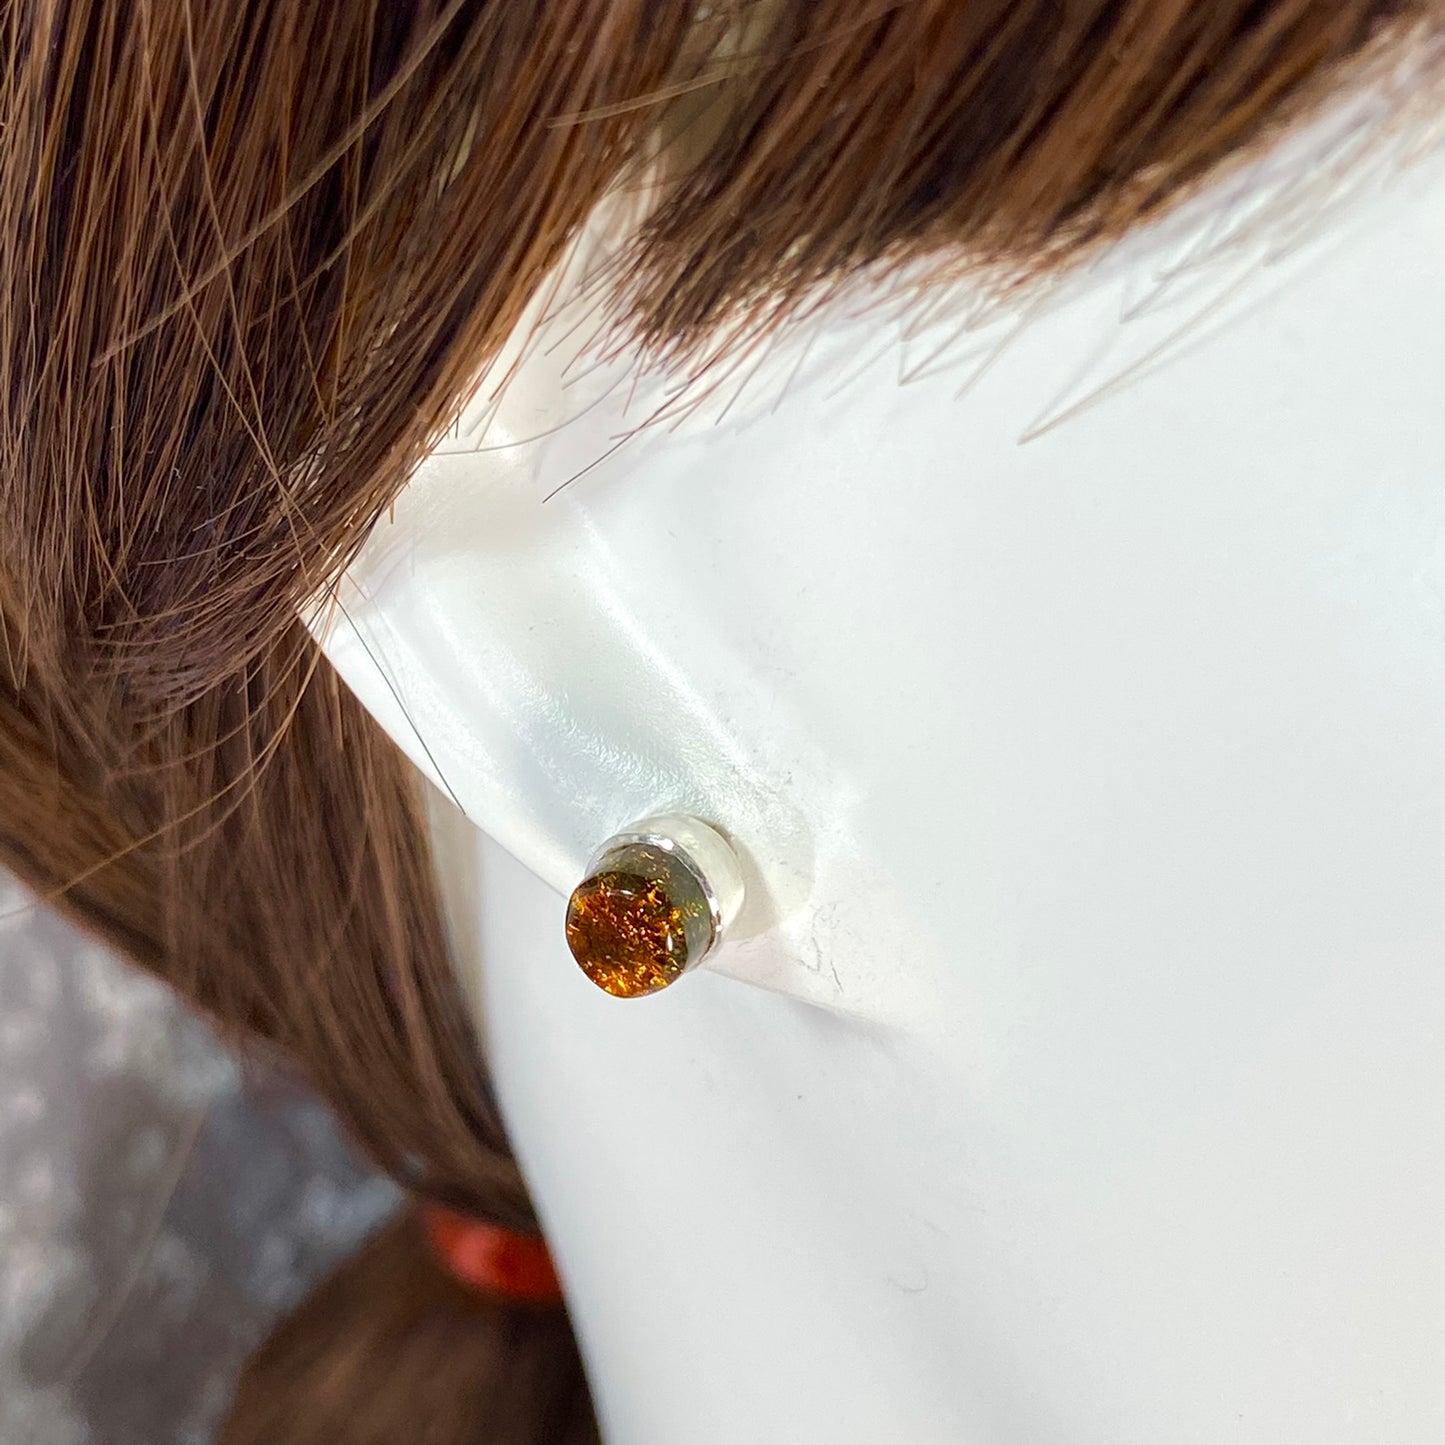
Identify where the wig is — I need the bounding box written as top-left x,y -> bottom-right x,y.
0,2 -> 1435,1440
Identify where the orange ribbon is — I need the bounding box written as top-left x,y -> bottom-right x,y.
421,1204 -> 565,1306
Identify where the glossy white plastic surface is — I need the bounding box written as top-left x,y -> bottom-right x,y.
316,99 -> 1445,1444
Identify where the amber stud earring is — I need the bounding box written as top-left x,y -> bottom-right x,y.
565,814 -> 744,998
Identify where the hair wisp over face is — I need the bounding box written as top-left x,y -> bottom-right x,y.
625,0 -> 1437,353
0,2 -> 1435,1440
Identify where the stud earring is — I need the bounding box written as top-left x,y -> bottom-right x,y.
565,814 -> 744,998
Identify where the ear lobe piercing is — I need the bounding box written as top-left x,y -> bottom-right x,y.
565,814 -> 744,998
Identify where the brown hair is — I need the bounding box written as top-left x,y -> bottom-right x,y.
0,2 -> 1433,1439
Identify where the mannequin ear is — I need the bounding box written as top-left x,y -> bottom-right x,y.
304,371 -> 855,1009
313,537 -> 842,1010
308,220 -> 974,1019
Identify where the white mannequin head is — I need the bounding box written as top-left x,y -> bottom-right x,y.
313,75 -> 1445,1445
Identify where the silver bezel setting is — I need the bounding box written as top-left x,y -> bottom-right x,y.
584,813 -> 745,966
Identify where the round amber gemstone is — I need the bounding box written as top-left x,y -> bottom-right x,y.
564,842 -> 715,998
